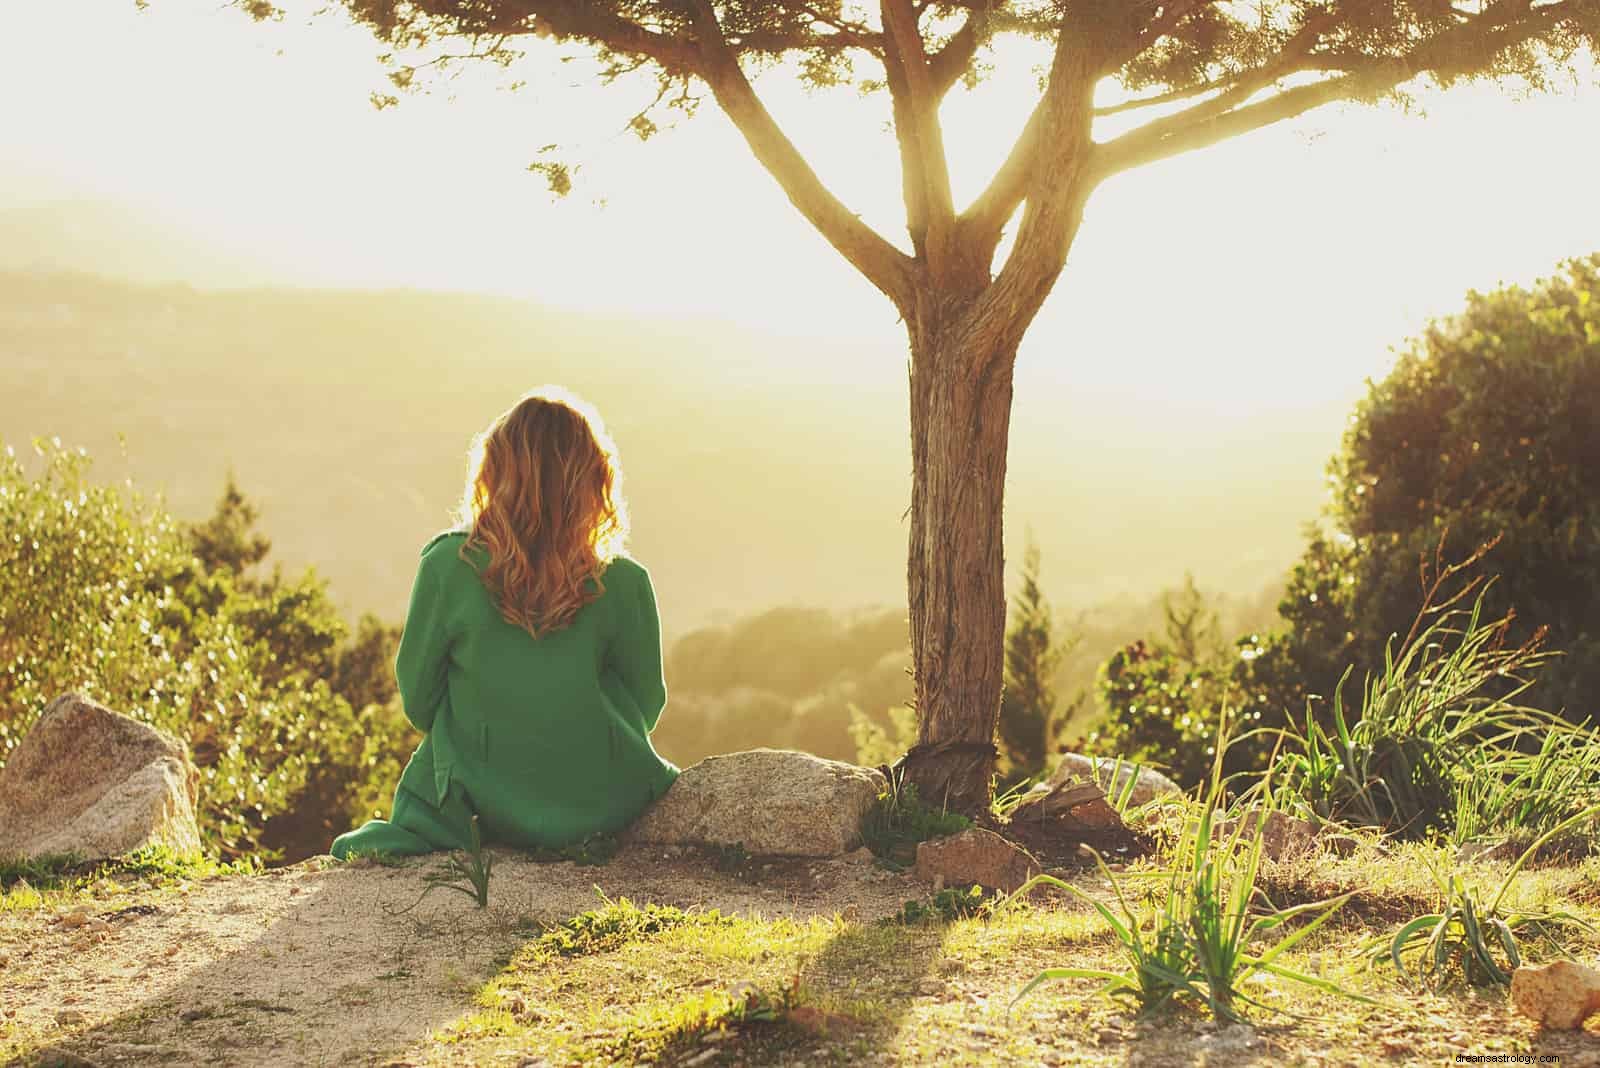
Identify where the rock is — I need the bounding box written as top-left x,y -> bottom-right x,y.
913,828 -> 1041,893
625,749 -> 886,857
1511,960 -> 1600,1029
1218,809 -> 1319,861
0,694 -> 202,862
54,1009 -> 88,1027
1048,753 -> 1181,809
1010,781 -> 1127,833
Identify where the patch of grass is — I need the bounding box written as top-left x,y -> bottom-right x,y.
0,852 -> 86,890
533,894 -> 734,960
606,977 -> 821,1065
0,844 -> 257,911
1269,557 -> 1583,845
862,772 -> 972,866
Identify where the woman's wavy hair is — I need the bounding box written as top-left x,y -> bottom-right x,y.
456,387 -> 628,638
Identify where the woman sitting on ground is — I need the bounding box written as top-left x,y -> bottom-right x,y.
331,388 -> 678,859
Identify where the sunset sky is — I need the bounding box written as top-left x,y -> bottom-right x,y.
4,2 -> 1600,614
7,2 -> 1598,406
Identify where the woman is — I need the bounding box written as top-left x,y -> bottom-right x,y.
330,388 -> 678,859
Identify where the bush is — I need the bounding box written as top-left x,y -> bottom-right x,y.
0,441 -> 413,860
1251,255 -> 1600,728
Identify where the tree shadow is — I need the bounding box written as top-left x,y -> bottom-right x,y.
16,860 -> 553,1068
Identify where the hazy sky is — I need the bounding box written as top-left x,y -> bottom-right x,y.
5,3 -> 1600,470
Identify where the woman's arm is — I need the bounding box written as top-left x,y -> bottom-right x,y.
394,544 -> 454,733
614,562 -> 668,733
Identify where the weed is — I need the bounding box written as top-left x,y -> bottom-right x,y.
386,814 -> 493,914
1008,722 -> 1359,1022
708,841 -> 752,873
1373,803 -> 1600,988
893,884 -> 991,925
862,770 -> 971,865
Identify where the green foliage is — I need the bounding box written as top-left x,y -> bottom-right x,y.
1164,572 -> 1223,666
1086,640 -> 1226,789
1254,256 -> 1600,729
0,441 -> 414,860
1372,806 -> 1600,988
1009,732 -> 1357,1022
893,884 -> 989,925
847,703 -> 919,768
1268,558 -> 1587,843
998,538 -> 1074,783
860,774 -> 972,866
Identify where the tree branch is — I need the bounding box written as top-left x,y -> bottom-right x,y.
882,0 -> 957,274
685,0 -> 916,307
966,33 -> 1100,362
927,10 -> 984,95
1091,0 -> 1575,179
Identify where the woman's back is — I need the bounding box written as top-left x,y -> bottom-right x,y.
400,531 -> 677,848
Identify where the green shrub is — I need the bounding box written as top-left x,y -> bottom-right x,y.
861,773 -> 971,866
0,441 -> 413,860
1085,640 -> 1226,789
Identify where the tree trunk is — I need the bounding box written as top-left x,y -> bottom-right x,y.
895,310 -> 1018,813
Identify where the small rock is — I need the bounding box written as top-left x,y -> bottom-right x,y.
1218,810 -> 1318,861
59,911 -> 90,928
55,1009 -> 88,1027
914,827 -> 1041,893
1511,960 -> 1600,1029
1047,754 -> 1181,808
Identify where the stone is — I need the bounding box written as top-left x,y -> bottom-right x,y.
1511,960 -> 1600,1029
913,827 -> 1041,893
625,748 -> 886,857
1010,781 -> 1127,833
0,693 -> 202,862
1048,753 -> 1181,809
1218,809 -> 1319,861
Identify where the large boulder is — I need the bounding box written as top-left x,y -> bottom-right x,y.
1049,753 -> 1181,808
0,693 -> 202,861
626,749 -> 886,857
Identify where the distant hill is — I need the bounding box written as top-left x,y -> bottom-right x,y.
0,201 -> 278,288
0,269 -> 1342,632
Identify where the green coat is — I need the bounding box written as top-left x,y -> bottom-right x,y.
330,531 -> 679,859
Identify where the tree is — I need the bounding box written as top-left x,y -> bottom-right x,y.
1243,256 -> 1600,726
997,537 -> 1071,781
1163,571 -> 1221,666
230,0 -> 1597,809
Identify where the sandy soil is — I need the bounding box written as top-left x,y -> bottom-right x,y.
1,846 -> 922,1067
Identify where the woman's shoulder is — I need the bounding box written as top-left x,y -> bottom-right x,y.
417,528 -> 477,578
421,528 -> 469,555
601,553 -> 652,591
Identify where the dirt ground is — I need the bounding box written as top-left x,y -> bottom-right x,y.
0,847 -> 919,1067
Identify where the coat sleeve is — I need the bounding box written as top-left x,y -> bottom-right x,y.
394,544 -> 454,733
615,563 -> 668,733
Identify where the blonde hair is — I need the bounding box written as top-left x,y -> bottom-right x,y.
456,387 -> 628,637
